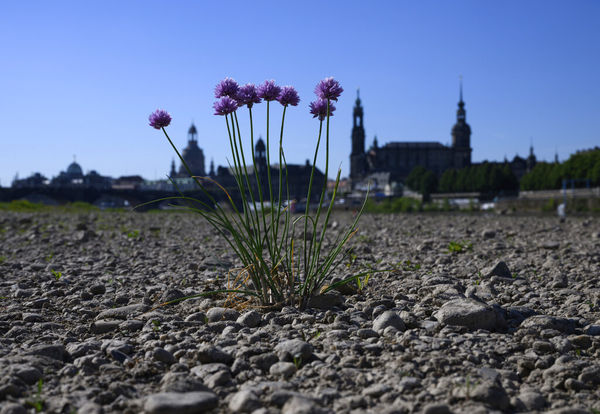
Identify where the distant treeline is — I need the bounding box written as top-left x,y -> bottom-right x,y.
520,148 -> 600,190
406,162 -> 518,198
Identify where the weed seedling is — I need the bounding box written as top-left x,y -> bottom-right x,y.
126,230 -> 140,238
44,253 -> 54,263
51,269 -> 62,281
448,240 -> 473,254
152,320 -> 161,332
26,378 -> 44,412
292,355 -> 302,369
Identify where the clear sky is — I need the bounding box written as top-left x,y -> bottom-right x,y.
1,0 -> 599,186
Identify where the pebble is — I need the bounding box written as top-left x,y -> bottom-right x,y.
144,391 -> 218,414
434,298 -> 497,331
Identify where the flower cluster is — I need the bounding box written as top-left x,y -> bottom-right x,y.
148,109 -> 172,129
308,76 -> 341,121
309,99 -> 336,121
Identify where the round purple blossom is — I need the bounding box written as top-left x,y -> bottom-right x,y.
236,83 -> 262,108
149,109 -> 172,129
277,86 -> 300,107
214,77 -> 240,99
213,96 -> 238,116
309,99 -> 336,121
314,77 -> 343,101
257,80 -> 282,101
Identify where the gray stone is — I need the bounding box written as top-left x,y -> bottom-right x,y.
160,288 -> 185,304
77,402 -> 103,414
481,229 -> 496,239
520,315 -> 577,334
96,304 -> 148,320
361,384 -> 391,398
196,344 -> 233,364
434,298 -> 497,331
422,403 -> 452,414
250,352 -> 279,371
160,372 -> 210,393
66,341 -> 101,359
269,361 -> 297,378
0,403 -> 27,414
282,396 -> 323,414
372,311 -> 405,333
89,283 -> 106,295
517,391 -> 546,410
27,343 -> 68,361
91,320 -> 121,334
184,312 -> 207,323
153,348 -> 176,365
205,369 -> 231,388
144,391 -> 218,414
206,307 -> 240,322
483,261 -> 512,278
471,382 -> 510,410
541,241 -> 560,250
12,364 -> 42,385
119,319 -> 144,332
228,389 -> 261,412
237,310 -> 262,328
275,339 -> 314,362
306,292 -> 344,310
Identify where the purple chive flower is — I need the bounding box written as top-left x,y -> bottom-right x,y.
314,77 -> 343,101
214,77 -> 240,98
257,80 -> 282,101
277,86 -> 300,107
149,109 -> 172,129
309,99 -> 336,121
213,96 -> 238,116
236,83 -> 262,108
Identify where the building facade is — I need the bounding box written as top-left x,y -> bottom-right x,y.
350,85 -> 472,191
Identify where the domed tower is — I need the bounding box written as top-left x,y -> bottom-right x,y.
178,123 -> 205,177
451,79 -> 472,169
350,90 -> 367,182
66,159 -> 84,179
254,137 -> 267,173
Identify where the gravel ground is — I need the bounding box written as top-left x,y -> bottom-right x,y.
1,210 -> 600,414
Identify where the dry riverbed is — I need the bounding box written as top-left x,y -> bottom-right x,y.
1,210 -> 599,414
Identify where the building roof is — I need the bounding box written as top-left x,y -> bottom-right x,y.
66,162 -> 83,177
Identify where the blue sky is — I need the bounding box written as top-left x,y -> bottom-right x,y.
1,0 -> 599,186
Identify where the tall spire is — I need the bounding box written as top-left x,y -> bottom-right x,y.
456,76 -> 466,122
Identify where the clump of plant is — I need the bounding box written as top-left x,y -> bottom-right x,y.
448,240 -> 473,254
148,77 -> 365,309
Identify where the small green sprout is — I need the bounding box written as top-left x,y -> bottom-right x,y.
44,253 -> 54,263
356,272 -> 371,291
292,355 -> 302,370
26,378 -> 44,412
51,269 -> 62,281
152,320 -> 161,332
448,240 -> 473,254
126,230 -> 140,238
0,255 -> 7,264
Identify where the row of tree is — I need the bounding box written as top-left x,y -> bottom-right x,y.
405,162 -> 519,198
520,148 -> 600,190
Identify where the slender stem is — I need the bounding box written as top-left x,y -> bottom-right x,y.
249,107 -> 270,252
302,120 -> 323,294
274,105 -> 287,256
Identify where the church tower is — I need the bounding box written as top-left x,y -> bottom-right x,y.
178,123 -> 206,177
350,90 -> 367,181
451,79 -> 472,169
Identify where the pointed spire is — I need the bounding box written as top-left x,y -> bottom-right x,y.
459,75 -> 463,103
